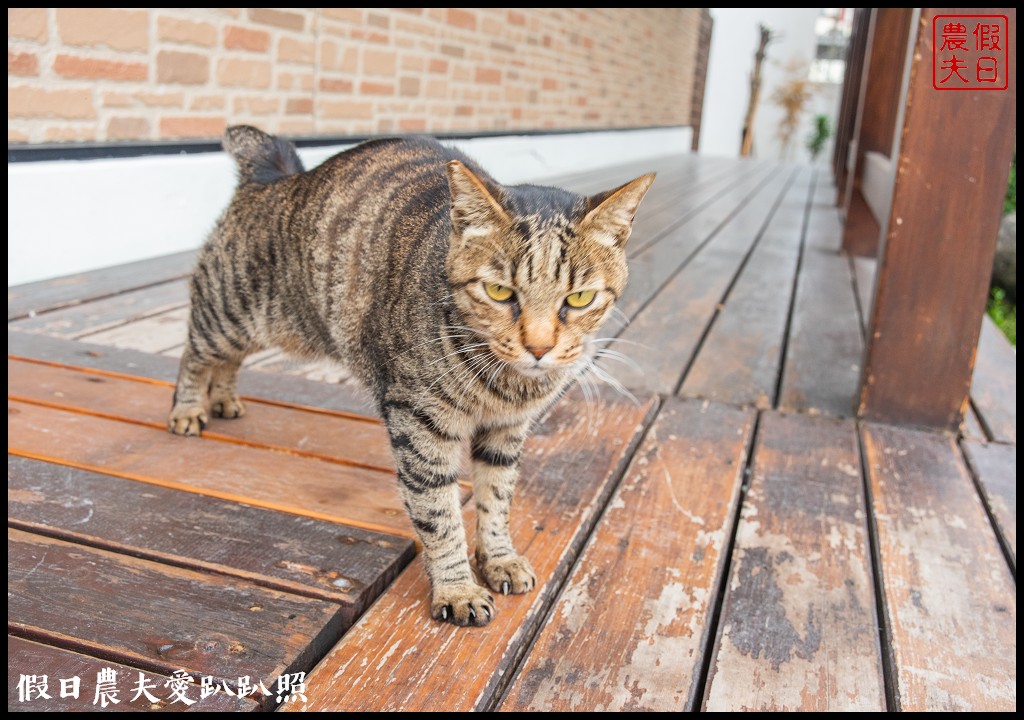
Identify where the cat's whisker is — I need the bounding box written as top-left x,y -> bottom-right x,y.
593,348 -> 642,373
589,334 -> 649,351
427,342 -> 493,366
386,333 -> 470,363
583,359 -> 639,406
440,324 -> 497,341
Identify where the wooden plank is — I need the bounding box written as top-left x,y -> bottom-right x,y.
7,330 -> 378,417
76,306 -> 190,354
500,399 -> 755,711
805,202 -> 843,253
970,317 -> 1016,444
614,163 -> 780,324
679,189 -> 807,407
615,169 -> 797,393
778,250 -> 863,417
862,423 -> 1016,710
960,403 -> 987,442
7,250 -> 197,322
960,440 -> 1016,568
8,636 -> 259,712
704,412 -> 884,711
857,8 -> 1017,430
7,358 -> 395,473
280,388 -> 659,712
8,279 -> 189,339
8,528 -> 345,698
7,400 -> 422,537
8,456 -> 414,610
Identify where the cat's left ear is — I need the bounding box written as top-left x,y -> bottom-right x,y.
446,161 -> 510,240
582,173 -> 656,249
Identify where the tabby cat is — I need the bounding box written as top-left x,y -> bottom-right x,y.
169,125 -> 654,626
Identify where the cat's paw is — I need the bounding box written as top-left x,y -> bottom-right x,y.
480,554 -> 536,595
168,405 -> 208,436
430,582 -> 495,626
211,395 -> 245,419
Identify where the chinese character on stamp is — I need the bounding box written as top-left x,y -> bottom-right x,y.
933,15 -> 1009,90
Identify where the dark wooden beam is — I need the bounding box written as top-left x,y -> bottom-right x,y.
690,9 -> 714,152
833,8 -> 871,203
841,8 -> 913,257
858,8 -> 1016,431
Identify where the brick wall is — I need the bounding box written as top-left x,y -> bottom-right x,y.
8,8 -> 702,144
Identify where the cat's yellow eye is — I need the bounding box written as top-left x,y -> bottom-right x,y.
484,282 -> 515,302
565,290 -> 596,309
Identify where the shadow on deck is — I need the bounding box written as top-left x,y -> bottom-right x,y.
7,152 -> 1016,711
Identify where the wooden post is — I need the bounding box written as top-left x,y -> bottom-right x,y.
833,8 -> 871,204
690,9 -> 714,152
858,8 -> 1016,431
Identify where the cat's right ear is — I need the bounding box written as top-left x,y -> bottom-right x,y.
446,161 -> 510,240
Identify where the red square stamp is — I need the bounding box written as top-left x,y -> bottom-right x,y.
933,14 -> 1009,90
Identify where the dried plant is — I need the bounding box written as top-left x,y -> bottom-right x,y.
771,58 -> 814,160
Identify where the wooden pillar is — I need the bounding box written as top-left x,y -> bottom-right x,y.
858,8 -> 1016,431
841,8 -> 913,258
833,8 -> 870,204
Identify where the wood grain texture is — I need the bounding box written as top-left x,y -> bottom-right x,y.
960,440 -> 1016,568
615,168 -> 797,394
704,412 -> 884,711
862,423 -> 1016,710
8,456 -> 414,610
7,329 -> 377,417
8,357 -> 395,473
778,250 -> 863,417
280,388 -> 659,712
8,636 -> 259,712
970,317 -> 1016,444
7,250 -> 196,322
501,399 -> 755,711
7,400 -> 428,537
8,280 -> 189,339
8,529 -> 345,694
75,306 -> 190,354
679,174 -> 809,406
858,8 -> 1017,429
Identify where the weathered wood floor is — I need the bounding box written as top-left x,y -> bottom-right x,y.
8,153 -> 1016,711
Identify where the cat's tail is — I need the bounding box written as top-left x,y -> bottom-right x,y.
223,125 -> 304,184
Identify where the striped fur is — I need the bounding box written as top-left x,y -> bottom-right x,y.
169,125 -> 654,626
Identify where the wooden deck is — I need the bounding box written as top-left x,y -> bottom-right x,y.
7,153 -> 1016,711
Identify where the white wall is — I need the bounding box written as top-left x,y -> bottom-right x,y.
701,8 -> 825,162
7,126 -> 690,287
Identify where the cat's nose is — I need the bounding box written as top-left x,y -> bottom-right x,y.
525,345 -> 553,360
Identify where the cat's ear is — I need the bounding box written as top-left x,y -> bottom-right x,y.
582,173 -> 656,249
446,160 -> 510,239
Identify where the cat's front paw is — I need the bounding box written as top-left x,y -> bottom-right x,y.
210,394 -> 245,419
431,582 -> 495,626
168,404 -> 208,437
479,554 -> 536,595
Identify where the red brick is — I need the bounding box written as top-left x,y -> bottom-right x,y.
320,8 -> 361,24
440,44 -> 464,58
217,58 -> 272,88
233,95 -> 278,115
360,81 -> 395,95
367,13 -> 390,29
134,91 -> 184,108
157,16 -> 217,47
159,116 -> 227,139
107,116 -> 149,140
475,67 -> 502,84
542,77 -> 558,91
320,41 -> 358,72
54,55 -> 148,82
8,8 -> 47,42
428,58 -> 449,74
319,99 -> 373,120
9,128 -> 30,143
507,11 -> 526,26
8,51 -> 39,76
57,8 -> 148,52
8,86 -> 96,119
286,97 -> 313,115
157,50 -> 209,85
278,37 -> 314,65
399,77 -> 421,97
363,49 -> 397,76
190,94 -> 225,111
319,78 -> 354,93
224,25 -> 270,52
399,117 -> 427,132
455,105 -> 474,116
248,7 -> 305,31
446,8 -> 476,30
45,125 -> 97,142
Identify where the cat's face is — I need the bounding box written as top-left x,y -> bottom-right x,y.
446,162 -> 654,379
